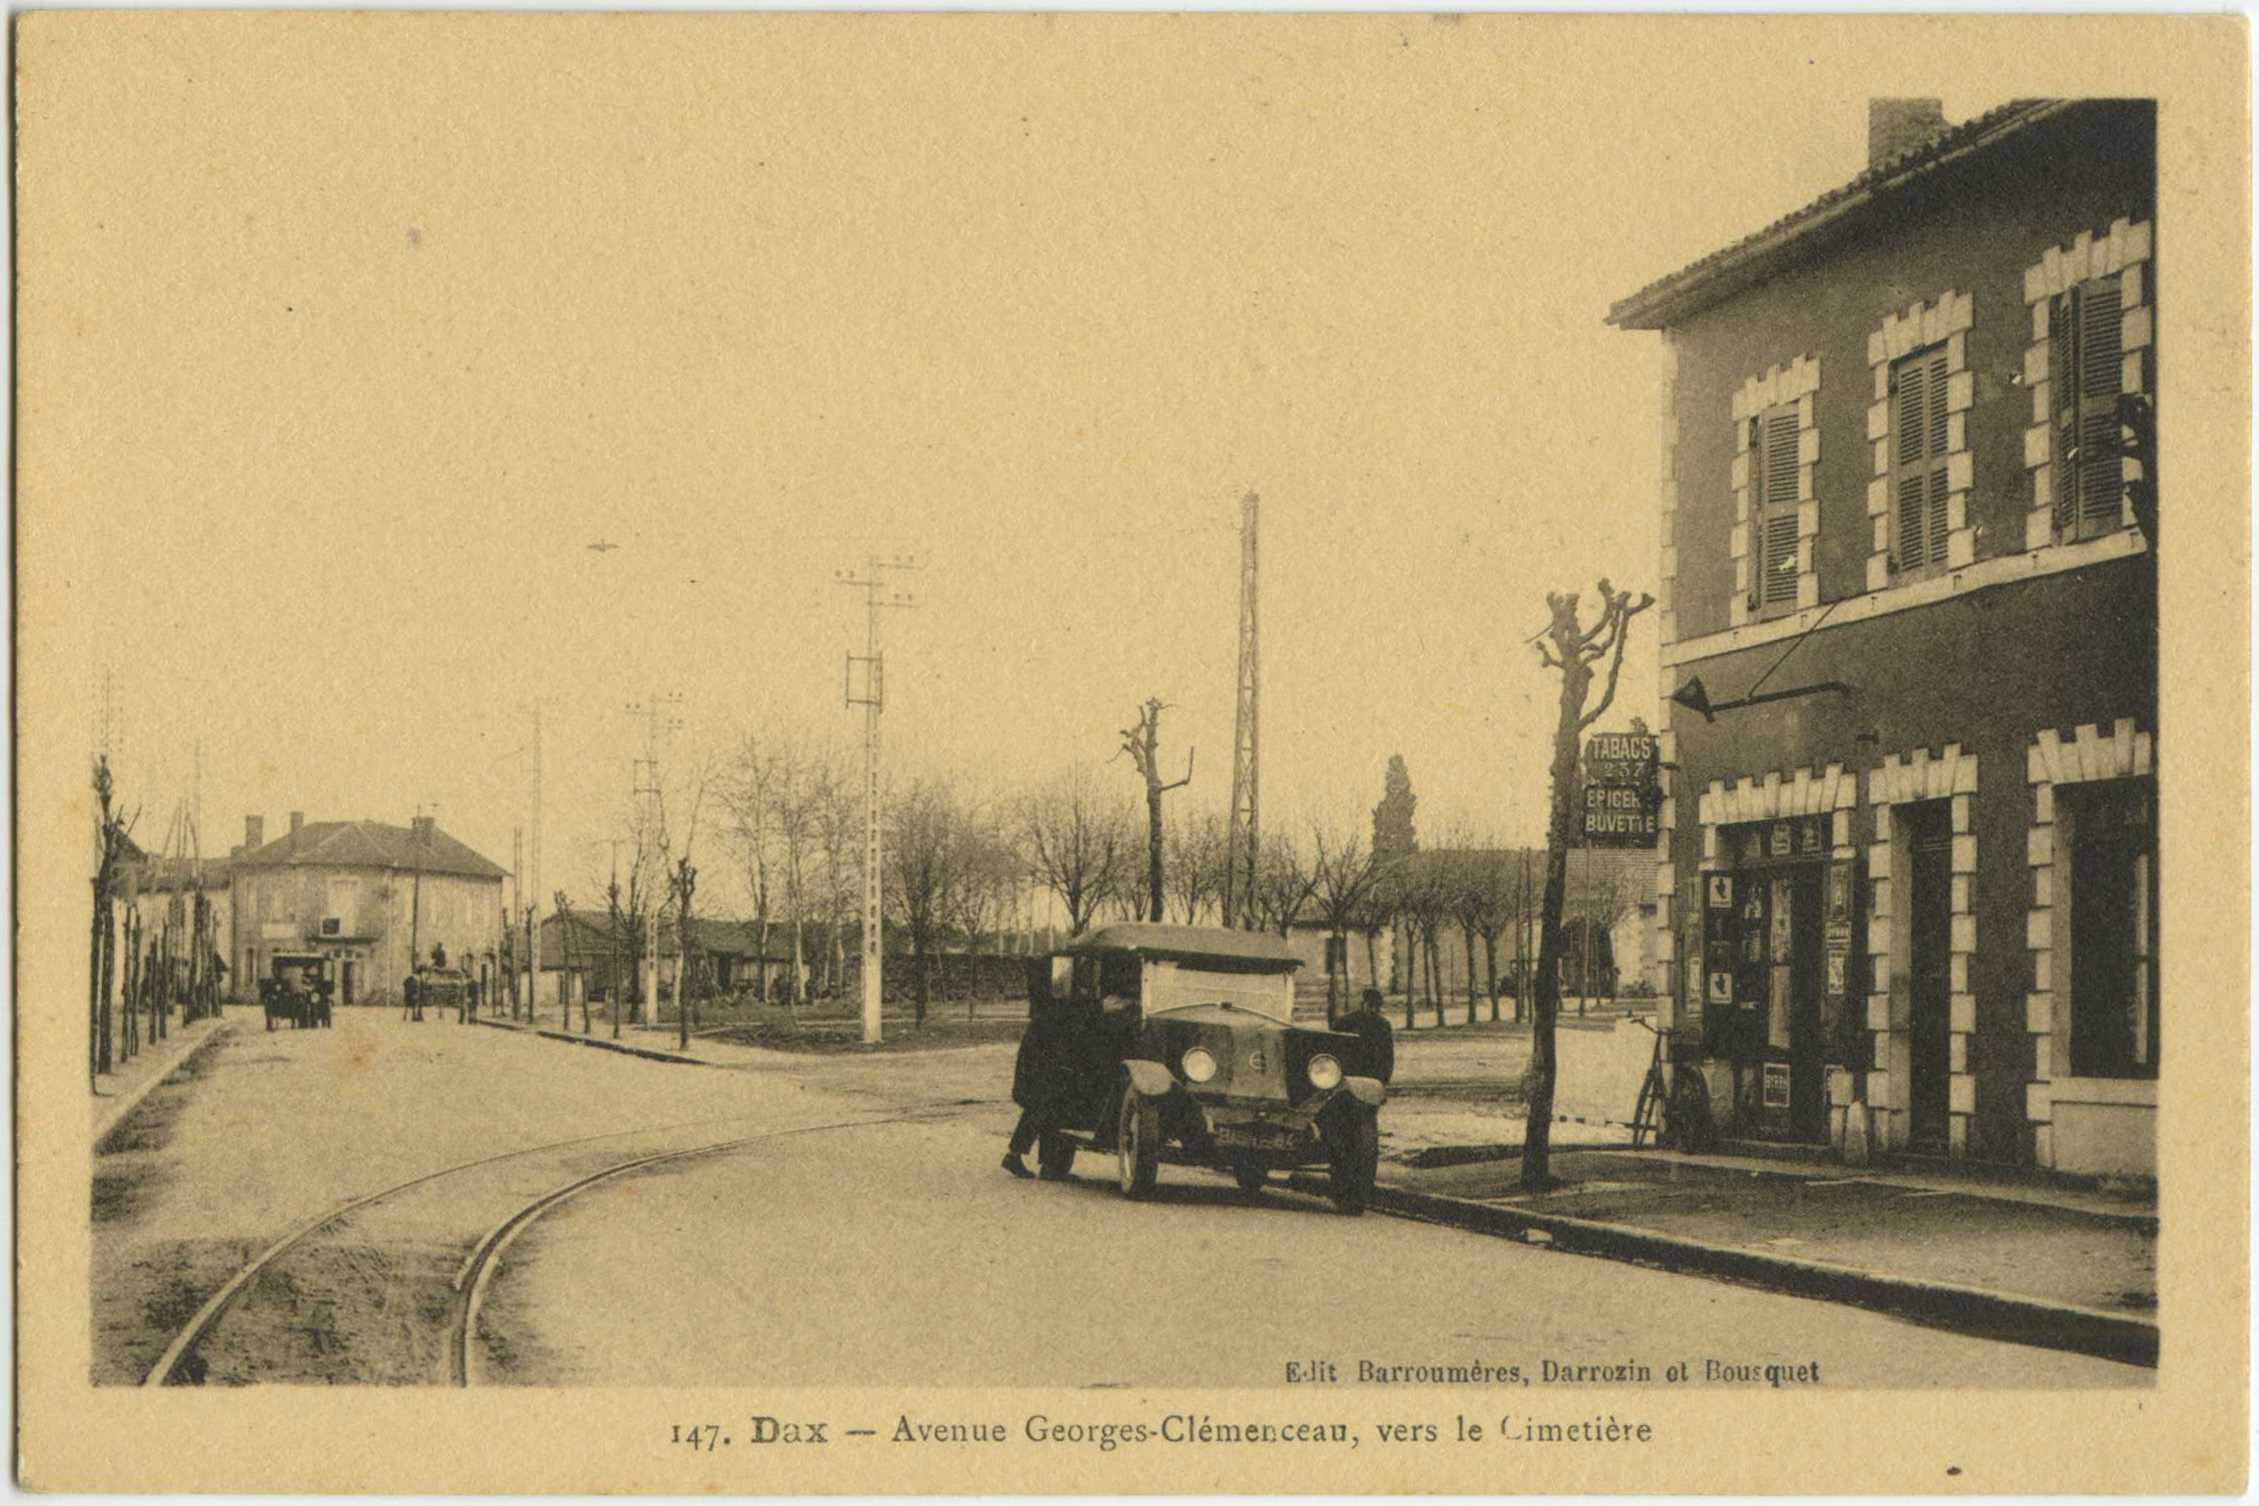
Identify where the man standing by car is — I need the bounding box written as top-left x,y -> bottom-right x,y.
1005,974 -> 1097,1179
1334,987 -> 1396,1085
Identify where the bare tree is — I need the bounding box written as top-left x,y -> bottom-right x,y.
1466,846 -> 1522,1023
811,752 -> 859,1000
89,756 -> 137,1083
1164,808 -> 1227,925
889,777 -> 979,1025
1309,823 -> 1379,1022
1525,579 -> 1652,1191
719,732 -> 780,1004
1250,831 -> 1321,939
659,757 -> 714,1049
1117,697 -> 1194,922
946,810 -> 1019,1017
1438,845 -> 1491,1026
1019,764 -> 1133,937
768,739 -> 821,1008
1394,853 -> 1452,1029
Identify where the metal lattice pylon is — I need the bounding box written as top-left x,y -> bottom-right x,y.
1223,492 -> 1260,928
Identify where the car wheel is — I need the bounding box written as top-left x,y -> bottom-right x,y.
1233,1165 -> 1267,1197
1037,1130 -> 1076,1181
1329,1108 -> 1379,1216
1117,1090 -> 1160,1200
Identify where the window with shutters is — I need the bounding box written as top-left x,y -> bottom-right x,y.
2047,273 -> 2130,542
1748,402 -> 1802,620
1889,345 -> 1953,576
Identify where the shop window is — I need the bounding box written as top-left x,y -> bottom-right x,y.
2064,780 -> 2158,1078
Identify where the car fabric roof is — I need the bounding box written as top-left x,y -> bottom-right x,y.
1060,922 -> 1303,971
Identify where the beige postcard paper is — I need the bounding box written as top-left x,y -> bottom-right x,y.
14,12 -> 2250,1495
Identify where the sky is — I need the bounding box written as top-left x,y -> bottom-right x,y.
22,15 -> 1989,914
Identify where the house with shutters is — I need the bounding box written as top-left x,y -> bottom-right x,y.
231,812 -> 508,1006
1607,98 -> 2157,1177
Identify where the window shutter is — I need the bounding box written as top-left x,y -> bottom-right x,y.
1760,408 -> 1800,608
2076,279 -> 2125,533
1897,473 -> 1931,569
1889,346 -> 1954,573
2049,294 -> 2077,534
1896,357 -> 1929,468
1926,466 -> 1952,568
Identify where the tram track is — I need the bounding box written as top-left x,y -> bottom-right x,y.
143,1103 -> 980,1387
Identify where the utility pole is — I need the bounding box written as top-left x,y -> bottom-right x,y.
511,826 -> 524,1019
628,694 -> 684,1033
608,838 -> 623,1039
530,708 -> 544,1025
836,552 -> 919,1046
1223,492 -> 1261,929
409,801 -> 433,978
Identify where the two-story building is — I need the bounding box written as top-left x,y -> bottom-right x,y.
231,812 -> 508,1005
1609,99 -> 2157,1178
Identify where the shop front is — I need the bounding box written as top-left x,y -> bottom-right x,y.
1681,787 -> 1866,1148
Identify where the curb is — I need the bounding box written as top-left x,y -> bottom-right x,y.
473,1015 -> 715,1067
1367,1183 -> 2158,1370
94,1020 -> 233,1150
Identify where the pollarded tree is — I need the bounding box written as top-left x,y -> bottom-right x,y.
1525,579 -> 1652,1191
1118,697 -> 1195,923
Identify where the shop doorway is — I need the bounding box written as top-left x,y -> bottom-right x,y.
342,960 -> 358,1006
1728,817 -> 1829,1144
1905,802 -> 1954,1153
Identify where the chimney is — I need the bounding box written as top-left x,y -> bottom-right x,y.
246,815 -> 265,850
412,815 -> 436,842
1869,98 -> 1948,168
289,811 -> 304,835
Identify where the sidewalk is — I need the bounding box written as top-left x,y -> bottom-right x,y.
1364,1143 -> 2156,1368
470,1015 -> 809,1070
93,1015 -> 231,1147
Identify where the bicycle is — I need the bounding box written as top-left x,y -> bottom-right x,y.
1629,1016 -> 1714,1152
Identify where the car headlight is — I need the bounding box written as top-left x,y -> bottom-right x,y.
1307,1054 -> 1343,1090
1181,1047 -> 1218,1084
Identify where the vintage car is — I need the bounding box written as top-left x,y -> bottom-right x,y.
1020,923 -> 1386,1213
262,952 -> 334,1031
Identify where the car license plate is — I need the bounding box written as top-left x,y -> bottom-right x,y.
1214,1123 -> 1287,1150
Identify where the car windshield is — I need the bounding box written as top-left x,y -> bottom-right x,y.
1143,960 -> 1292,1023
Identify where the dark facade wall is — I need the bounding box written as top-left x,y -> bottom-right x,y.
1669,103 -> 2155,641
1665,556 -> 2156,1160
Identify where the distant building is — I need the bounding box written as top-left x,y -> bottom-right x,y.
231,812 -> 507,1004
534,910 -> 820,1012
1609,100 -> 2157,1175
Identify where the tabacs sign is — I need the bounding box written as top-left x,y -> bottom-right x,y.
1579,730 -> 1661,848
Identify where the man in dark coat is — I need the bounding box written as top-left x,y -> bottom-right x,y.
1005,990 -> 1099,1179
1333,987 -> 1396,1085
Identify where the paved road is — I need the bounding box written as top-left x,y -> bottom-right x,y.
93,1009 -> 2143,1389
